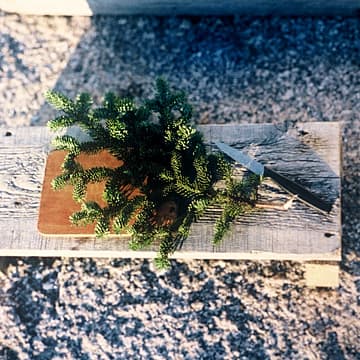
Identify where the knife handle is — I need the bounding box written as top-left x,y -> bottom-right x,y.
263,167 -> 332,213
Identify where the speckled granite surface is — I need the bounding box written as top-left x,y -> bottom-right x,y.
0,13 -> 359,359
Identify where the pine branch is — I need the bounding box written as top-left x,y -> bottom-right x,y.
113,196 -> 145,234
84,167 -> 114,183
106,118 -> 128,140
79,141 -> 104,154
103,179 -> 128,205
95,216 -> 110,238
193,155 -> 211,191
173,177 -> 201,198
213,203 -> 238,245
51,173 -> 71,190
75,93 -> 92,114
52,135 -> 81,154
69,210 -> 91,226
62,153 -> 82,173
70,201 -> 102,226
46,79 -> 261,269
72,179 -> 87,202
45,90 -> 75,113
47,115 -> 76,131
189,198 -> 210,219
154,234 -> 174,269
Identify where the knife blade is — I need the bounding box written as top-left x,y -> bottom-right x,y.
215,142 -> 332,213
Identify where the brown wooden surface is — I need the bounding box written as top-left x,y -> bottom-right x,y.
38,150 -> 122,235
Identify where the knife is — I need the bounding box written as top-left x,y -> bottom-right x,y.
215,142 -> 332,213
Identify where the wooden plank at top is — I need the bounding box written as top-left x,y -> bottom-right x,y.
0,123 -> 341,260
0,0 -> 359,16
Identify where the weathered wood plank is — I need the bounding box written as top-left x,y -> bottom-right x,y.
0,0 -> 359,16
0,123 -> 341,260
195,122 -> 341,259
304,263 -> 339,288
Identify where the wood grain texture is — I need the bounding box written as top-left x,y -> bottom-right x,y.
0,123 -> 341,260
38,150 -> 123,235
1,0 -> 359,16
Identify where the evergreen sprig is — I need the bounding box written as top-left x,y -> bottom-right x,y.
46,79 -> 261,269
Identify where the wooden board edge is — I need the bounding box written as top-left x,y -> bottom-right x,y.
0,0 -> 93,16
0,248 -> 341,261
304,263 -> 339,288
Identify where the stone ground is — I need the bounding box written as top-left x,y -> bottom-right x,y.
0,12 -> 359,359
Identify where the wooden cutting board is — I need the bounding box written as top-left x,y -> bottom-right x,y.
38,150 -> 123,236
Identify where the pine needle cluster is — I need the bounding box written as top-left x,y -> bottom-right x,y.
46,79 -> 260,269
